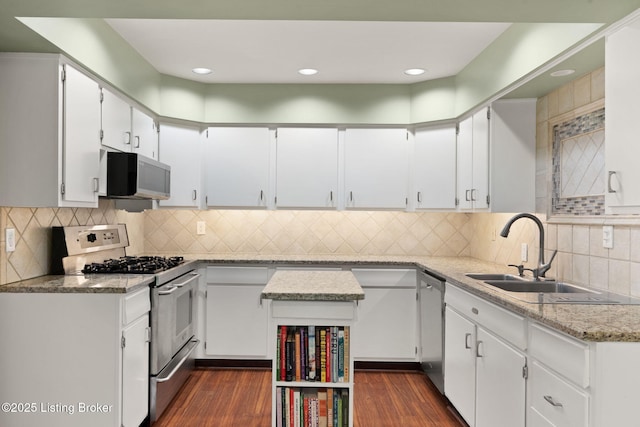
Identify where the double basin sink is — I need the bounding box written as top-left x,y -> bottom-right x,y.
465,273 -> 635,304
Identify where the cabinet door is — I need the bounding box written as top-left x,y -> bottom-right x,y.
122,314 -> 150,427
353,287 -> 417,361
100,88 -> 132,152
444,307 -> 476,427
276,127 -> 338,208
475,327 -> 526,427
344,128 -> 409,209
205,284 -> 269,358
62,64 -> 101,205
605,20 -> 640,213
471,108 -> 490,210
132,107 -> 158,160
456,116 -> 474,210
204,127 -> 271,208
158,123 -> 202,207
414,126 -> 457,209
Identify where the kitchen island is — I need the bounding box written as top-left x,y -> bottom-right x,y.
262,270 -> 364,427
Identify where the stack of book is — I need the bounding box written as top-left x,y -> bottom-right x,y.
276,387 -> 349,427
277,325 -> 350,383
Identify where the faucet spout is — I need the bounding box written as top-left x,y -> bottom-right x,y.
500,213 -> 556,280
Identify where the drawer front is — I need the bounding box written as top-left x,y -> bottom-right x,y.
529,322 -> 589,388
123,287 -> 150,325
206,266 -> 270,284
445,284 -> 526,350
529,361 -> 589,427
351,268 -> 416,287
271,300 -> 355,321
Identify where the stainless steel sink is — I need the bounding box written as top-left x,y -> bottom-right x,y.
465,273 -> 524,281
483,280 -> 597,294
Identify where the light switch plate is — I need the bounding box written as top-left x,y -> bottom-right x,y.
603,225 -> 614,249
5,228 -> 16,252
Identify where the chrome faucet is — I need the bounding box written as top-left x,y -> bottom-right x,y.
500,213 -> 557,280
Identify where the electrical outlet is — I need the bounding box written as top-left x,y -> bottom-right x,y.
603,225 -> 614,249
196,221 -> 206,235
521,243 -> 528,262
5,228 -> 16,252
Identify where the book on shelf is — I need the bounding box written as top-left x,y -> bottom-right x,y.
277,387 -> 348,427
286,330 -> 295,382
327,388 -> 333,427
343,327 -> 350,383
280,326 -> 287,381
338,328 -> 344,382
295,329 -> 301,382
308,326 -> 316,381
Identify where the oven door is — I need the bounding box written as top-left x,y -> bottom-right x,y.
151,271 -> 199,375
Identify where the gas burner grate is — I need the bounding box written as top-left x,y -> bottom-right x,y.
83,256 -> 184,274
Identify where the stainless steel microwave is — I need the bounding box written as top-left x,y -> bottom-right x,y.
106,152 -> 171,200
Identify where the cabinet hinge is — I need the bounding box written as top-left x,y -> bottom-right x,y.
486,195 -> 490,206
405,197 -> 408,206
205,290 -> 207,298
60,182 -> 65,196
522,364 -> 528,379
99,129 -> 104,141
415,346 -> 418,355
406,130 -> 409,140
99,89 -> 104,103
455,197 -> 459,206
486,106 -> 491,120
275,129 -> 278,138
204,342 -> 207,350
121,335 -> 126,349
60,66 -> 66,83
455,124 -> 460,135
206,129 -> 209,138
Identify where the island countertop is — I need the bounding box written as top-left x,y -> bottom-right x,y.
261,270 -> 365,301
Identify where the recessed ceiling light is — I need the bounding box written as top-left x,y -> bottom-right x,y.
298,68 -> 318,76
550,69 -> 575,77
404,68 -> 426,76
192,67 -> 212,75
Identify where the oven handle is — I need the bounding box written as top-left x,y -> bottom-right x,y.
158,286 -> 180,295
170,273 -> 200,288
156,339 -> 199,383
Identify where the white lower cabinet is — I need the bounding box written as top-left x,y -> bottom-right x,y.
204,266 -> 271,358
444,285 -> 527,427
351,268 -> 418,361
0,287 -> 150,427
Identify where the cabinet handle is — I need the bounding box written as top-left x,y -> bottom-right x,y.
330,191 -> 333,202
134,135 -> 140,148
476,340 -> 484,358
93,177 -> 99,193
607,171 -> 617,193
471,188 -> 477,201
465,189 -> 471,201
260,190 -> 264,202
464,333 -> 472,349
417,192 -> 422,203
192,190 -> 197,201
124,131 -> 131,145
543,395 -> 563,407
350,191 -> 353,202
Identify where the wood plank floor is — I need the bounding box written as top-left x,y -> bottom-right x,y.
153,368 -> 463,427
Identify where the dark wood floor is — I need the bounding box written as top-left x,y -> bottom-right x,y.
153,368 -> 463,427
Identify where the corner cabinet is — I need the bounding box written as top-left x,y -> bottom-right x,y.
456,99 -> 536,212
0,53 -> 101,208
204,127 -> 272,208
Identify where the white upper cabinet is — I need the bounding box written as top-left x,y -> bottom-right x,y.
457,100 -> 535,212
0,54 -> 101,208
457,108 -> 490,211
605,18 -> 640,214
344,128 -> 409,209
100,87 -> 133,152
413,125 -> 457,209
204,127 -> 271,208
158,123 -> 203,208
489,99 -> 536,213
275,127 -> 339,208
131,107 -> 159,160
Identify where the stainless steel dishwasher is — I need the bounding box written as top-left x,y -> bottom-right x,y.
419,269 -> 445,394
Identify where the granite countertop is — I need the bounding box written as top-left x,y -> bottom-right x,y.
0,273 -> 154,294
262,270 -> 365,301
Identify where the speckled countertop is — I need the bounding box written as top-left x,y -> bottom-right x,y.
0,273 -> 154,294
262,270 -> 365,301
184,254 -> 640,342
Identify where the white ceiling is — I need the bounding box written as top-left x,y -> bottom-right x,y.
105,19 -> 511,84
